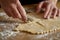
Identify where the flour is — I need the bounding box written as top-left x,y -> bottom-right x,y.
0,30 -> 19,40
0,23 -> 19,40
0,9 -> 20,40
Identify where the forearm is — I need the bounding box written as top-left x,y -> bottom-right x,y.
45,0 -> 58,4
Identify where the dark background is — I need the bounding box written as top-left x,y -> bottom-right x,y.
20,0 -> 43,5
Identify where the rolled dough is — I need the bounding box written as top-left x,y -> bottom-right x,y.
16,5 -> 60,34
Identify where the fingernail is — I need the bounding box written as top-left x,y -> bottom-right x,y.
58,14 -> 60,17
24,18 -> 28,22
22,17 -> 28,23
44,16 -> 46,19
47,16 -> 50,19
53,16 -> 56,19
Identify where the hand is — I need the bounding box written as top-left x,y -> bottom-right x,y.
36,1 -> 60,19
0,0 -> 27,22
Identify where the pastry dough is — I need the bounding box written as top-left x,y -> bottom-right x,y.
16,6 -> 60,34
16,22 -> 47,34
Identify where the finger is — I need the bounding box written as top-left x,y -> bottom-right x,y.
44,4 -> 51,18
4,9 -> 12,17
10,4 -> 21,19
3,8 -> 16,18
53,8 -> 57,18
17,1 -> 27,22
36,2 -> 44,13
46,6 -> 53,19
57,9 -> 60,17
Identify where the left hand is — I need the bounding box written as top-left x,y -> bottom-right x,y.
36,1 -> 60,19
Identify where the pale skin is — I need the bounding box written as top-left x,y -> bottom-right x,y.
36,0 -> 60,19
0,0 -> 60,22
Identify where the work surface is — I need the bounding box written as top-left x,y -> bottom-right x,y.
0,2 -> 60,40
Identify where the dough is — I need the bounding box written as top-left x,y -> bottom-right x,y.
16,6 -> 60,34
16,22 -> 47,34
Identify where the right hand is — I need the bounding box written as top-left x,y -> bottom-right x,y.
36,1 -> 60,19
0,0 -> 27,22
